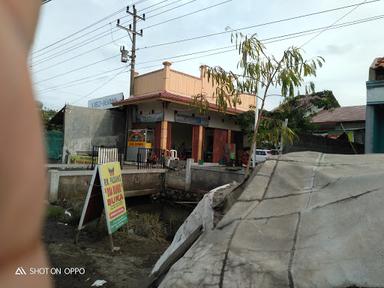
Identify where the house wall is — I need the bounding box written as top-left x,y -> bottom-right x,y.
133,62 -> 256,112
63,105 -> 125,161
136,102 -> 241,131
168,69 -> 201,97
134,69 -> 165,96
366,79 -> 384,153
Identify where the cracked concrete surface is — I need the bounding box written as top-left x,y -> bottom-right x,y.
158,152 -> 384,287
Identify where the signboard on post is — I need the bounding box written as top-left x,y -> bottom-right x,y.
77,161 -> 128,249
99,162 -> 128,234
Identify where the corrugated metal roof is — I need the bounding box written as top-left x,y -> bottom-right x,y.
311,105 -> 366,124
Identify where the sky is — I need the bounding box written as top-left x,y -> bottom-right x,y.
30,0 -> 384,110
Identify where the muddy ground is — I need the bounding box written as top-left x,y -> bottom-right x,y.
43,218 -> 169,288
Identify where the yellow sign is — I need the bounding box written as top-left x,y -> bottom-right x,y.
70,155 -> 93,164
99,162 -> 128,234
128,141 -> 145,147
127,141 -> 152,148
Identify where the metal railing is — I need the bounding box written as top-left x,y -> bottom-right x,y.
137,148 -> 166,169
91,146 -> 120,169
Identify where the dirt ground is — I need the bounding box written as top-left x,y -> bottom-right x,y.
43,219 -> 169,288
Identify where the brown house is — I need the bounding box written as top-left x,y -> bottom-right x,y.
114,61 -> 256,163
311,105 -> 366,144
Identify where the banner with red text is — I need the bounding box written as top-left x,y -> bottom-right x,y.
99,162 -> 128,234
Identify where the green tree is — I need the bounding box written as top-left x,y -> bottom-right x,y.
237,110 -> 297,149
195,34 -> 324,175
37,101 -> 58,129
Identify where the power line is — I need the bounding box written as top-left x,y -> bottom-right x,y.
32,7 -> 126,56
36,0 -> 156,61
30,0 -> 196,66
33,0 -> 379,66
37,66 -> 128,93
34,54 -> 120,84
136,45 -> 234,66
141,0 -> 180,13
32,0 -> 173,59
36,14 -> 384,89
136,14 -> 384,70
32,19 -> 120,61
70,67 -> 129,105
38,14 -> 384,92
143,0 -> 232,29
146,0 -> 197,20
138,0 -> 380,50
300,0 -> 369,47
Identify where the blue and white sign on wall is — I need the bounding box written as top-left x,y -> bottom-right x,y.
88,93 -> 124,109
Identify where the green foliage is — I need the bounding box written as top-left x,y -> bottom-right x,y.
37,101 -> 59,130
193,33 -> 324,174
237,111 -> 298,149
309,90 -> 340,110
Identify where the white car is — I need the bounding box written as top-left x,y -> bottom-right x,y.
255,149 -> 272,163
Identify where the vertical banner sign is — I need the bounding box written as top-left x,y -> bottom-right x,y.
77,161 -> 128,243
99,162 -> 128,234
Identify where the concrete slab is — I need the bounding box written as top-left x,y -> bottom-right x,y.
159,221 -> 239,288
293,187 -> 384,287
246,194 -> 309,219
308,171 -> 384,209
237,160 -> 276,202
223,215 -> 298,288
217,201 -> 258,229
237,175 -> 268,201
266,160 -> 315,198
156,152 -> 384,288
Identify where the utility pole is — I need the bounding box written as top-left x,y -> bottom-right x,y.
280,118 -> 288,155
117,5 -> 145,163
117,5 -> 145,97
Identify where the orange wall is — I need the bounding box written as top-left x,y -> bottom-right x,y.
134,62 -> 256,112
134,69 -> 165,96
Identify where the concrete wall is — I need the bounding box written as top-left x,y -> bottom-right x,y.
134,69 -> 165,96
63,105 -> 125,159
285,134 -> 364,154
190,165 -> 244,192
165,164 -> 244,193
168,69 -> 201,97
48,168 -> 166,204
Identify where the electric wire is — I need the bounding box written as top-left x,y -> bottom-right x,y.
35,13 -> 384,92
31,0 -> 199,66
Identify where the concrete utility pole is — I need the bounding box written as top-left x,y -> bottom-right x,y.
117,5 -> 145,97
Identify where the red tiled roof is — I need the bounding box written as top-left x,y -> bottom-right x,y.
311,105 -> 366,124
113,91 -> 244,115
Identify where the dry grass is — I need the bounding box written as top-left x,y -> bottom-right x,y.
123,209 -> 166,241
